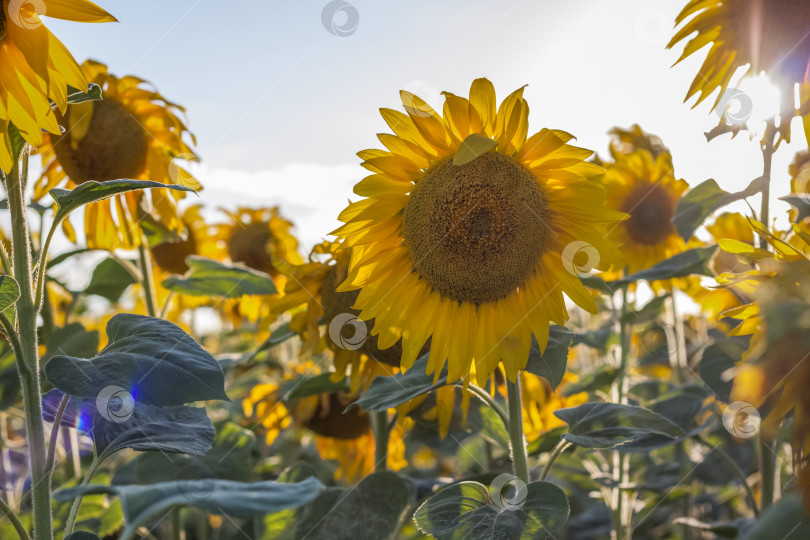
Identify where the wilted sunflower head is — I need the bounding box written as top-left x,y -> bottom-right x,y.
333,78 -> 626,385
34,60 -> 200,249
0,1 -> 116,172
668,0 -> 810,143
602,149 -> 687,275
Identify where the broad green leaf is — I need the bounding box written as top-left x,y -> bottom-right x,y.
554,402 -> 686,451
352,353 -> 445,411
298,472 -> 412,540
93,403 -> 214,458
673,178 -> 763,241
593,247 -> 717,290
45,314 -> 229,406
42,323 -> 100,362
0,275 -> 20,313
479,405 -> 509,450
66,83 -> 102,104
82,258 -> 138,302
562,364 -> 619,396
51,179 -> 194,224
453,134 -> 498,165
697,336 -> 748,403
162,256 -> 277,297
282,373 -> 350,400
54,477 -> 324,526
524,326 -> 572,390
414,480 -> 569,540
621,294 -> 669,325
741,493 -> 810,539
571,324 -> 613,350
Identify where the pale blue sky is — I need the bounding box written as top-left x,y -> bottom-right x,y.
43,0 -> 805,249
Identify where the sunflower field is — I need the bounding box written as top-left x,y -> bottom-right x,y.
1,0 -> 810,539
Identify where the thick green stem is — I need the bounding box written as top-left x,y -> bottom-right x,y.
5,153 -> 52,540
613,287 -> 630,540
372,410 -> 390,472
506,377 -> 529,484
138,243 -> 158,318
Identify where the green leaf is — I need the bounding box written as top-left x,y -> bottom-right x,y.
50,179 -> 194,224
282,373 -> 350,400
562,364 -> 619,396
162,256 -> 277,297
42,323 -> 100,362
524,326 -> 572,390
673,178 -> 763,241
93,403 -> 214,458
82,258 -> 138,302
54,477 -> 324,525
571,324 -> 613,350
254,323 -> 298,354
697,337 -> 748,403
413,480 -> 569,540
554,402 -> 686,450
66,83 -> 103,104
740,493 -> 810,539
45,314 -> 229,406
298,472 -> 412,540
596,246 -> 717,289
453,134 -> 498,166
479,405 -> 510,450
0,275 -> 20,313
352,353 -> 445,411
622,294 -> 669,325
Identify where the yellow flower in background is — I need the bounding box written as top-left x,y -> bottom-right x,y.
0,0 -> 115,172
685,212 -> 755,318
34,60 -> 200,249
668,0 -> 810,143
602,149 -> 687,276
607,124 -> 669,161
334,78 -> 626,385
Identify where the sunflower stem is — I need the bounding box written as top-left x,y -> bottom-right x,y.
0,495 -> 29,540
613,286 -> 631,540
757,119 -> 777,510
64,454 -> 105,536
506,376 -> 529,484
4,149 -> 53,540
372,410 -> 390,472
138,242 -> 159,318
539,440 -> 571,482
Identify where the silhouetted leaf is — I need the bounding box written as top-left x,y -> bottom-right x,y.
524,326 -> 572,390
162,256 -> 277,297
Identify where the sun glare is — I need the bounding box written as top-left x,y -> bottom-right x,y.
735,73 -> 782,130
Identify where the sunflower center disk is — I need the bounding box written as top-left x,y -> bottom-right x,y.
621,184 -> 674,245
403,152 -> 549,305
52,100 -> 149,184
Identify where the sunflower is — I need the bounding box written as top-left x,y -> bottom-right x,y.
333,78 -> 626,385
33,59 -> 200,249
601,149 -> 688,276
668,0 -> 810,143
0,1 -> 115,172
608,124 -> 670,161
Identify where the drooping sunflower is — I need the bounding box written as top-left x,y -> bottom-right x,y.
333,79 -> 626,385
0,0 -> 115,172
608,124 -> 670,161
668,0 -> 810,143
601,149 -> 688,275
33,59 -> 200,249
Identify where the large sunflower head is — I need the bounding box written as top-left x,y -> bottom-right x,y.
333,78 -> 626,385
0,1 -> 115,172
668,0 -> 810,143
33,59 -> 200,249
601,149 -> 688,275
